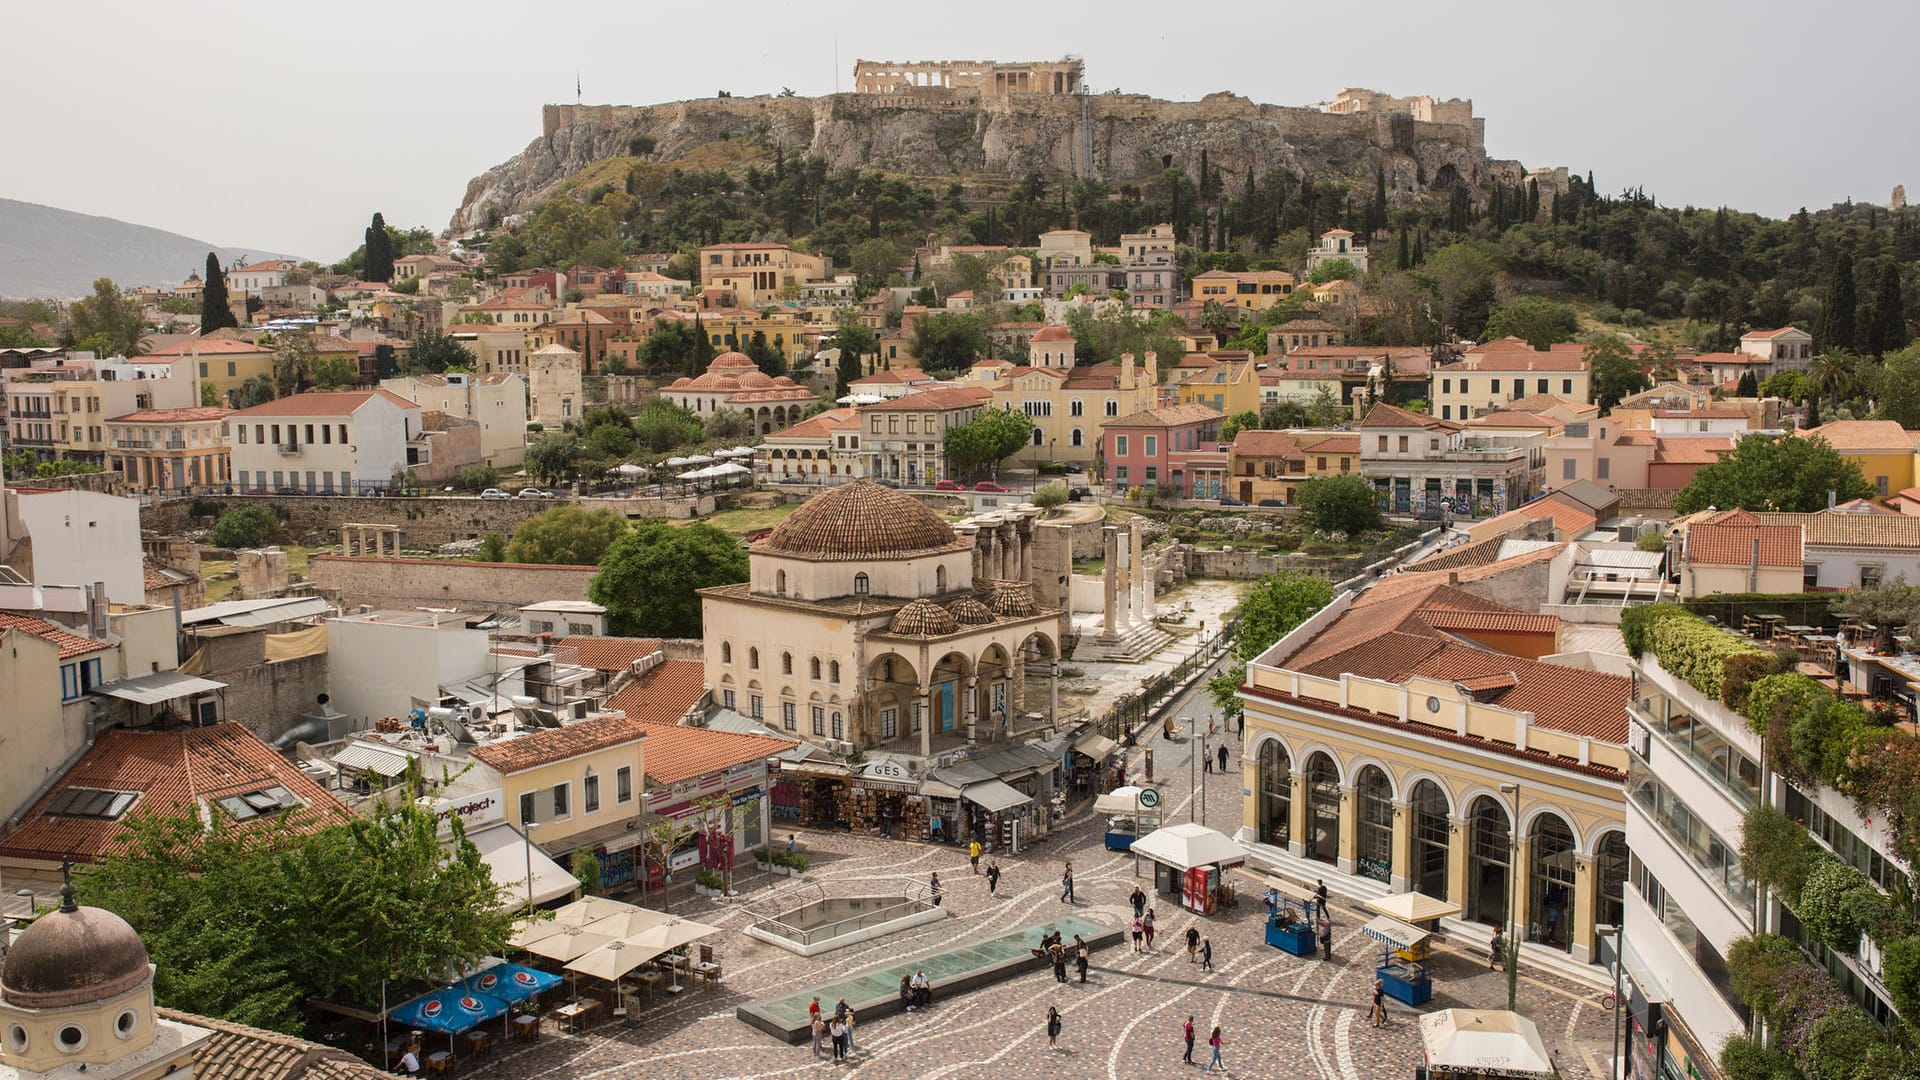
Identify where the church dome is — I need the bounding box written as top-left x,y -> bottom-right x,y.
1,888 -> 151,1009
986,580 -> 1038,618
737,371 -> 774,389
889,599 -> 959,636
946,597 -> 996,625
762,481 -> 960,558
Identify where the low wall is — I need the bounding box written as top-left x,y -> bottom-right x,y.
141,493 -> 712,546
1184,547 -> 1281,579
578,494 -> 716,518
307,555 -> 599,612
217,653 -> 330,743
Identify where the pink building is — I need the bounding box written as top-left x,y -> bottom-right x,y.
1545,417 -> 1734,492
1101,404 -> 1225,498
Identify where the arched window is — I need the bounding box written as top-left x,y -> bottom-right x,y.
1596,831 -> 1628,932
831,711 -> 844,740
781,652 -> 793,675
721,641 -> 732,664
1410,780 -> 1451,901
1468,796 -> 1512,927
1031,428 -> 1043,446
810,657 -> 822,680
1070,428 -> 1083,447
1257,740 -> 1291,847
1305,753 -> 1340,864
829,660 -> 841,683
854,573 -> 869,595
776,569 -> 787,594
1528,814 -> 1577,951
936,566 -> 948,591
1354,766 -> 1393,883
748,647 -> 759,670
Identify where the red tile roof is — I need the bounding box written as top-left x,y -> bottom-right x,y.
0,724 -> 352,862
228,389 -> 418,418
1031,324 -> 1075,342
605,659 -> 708,725
1108,403 -> 1224,428
0,613 -> 109,658
1231,430 -> 1303,460
108,406 -> 231,424
1743,326 -> 1805,340
1360,402 -> 1459,431
1652,437 -> 1734,464
860,386 -> 992,411
638,725 -> 797,786
554,636 -> 662,673
1801,420 -> 1920,452
467,715 -> 647,775
1686,511 -> 1802,567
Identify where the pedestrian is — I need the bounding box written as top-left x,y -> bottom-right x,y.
1200,937 -> 1213,972
969,838 -> 982,873
811,1016 -> 826,1058
1130,885 -> 1146,918
1237,712 -> 1244,735
787,833 -> 797,856
1489,927 -> 1505,969
1216,743 -> 1227,773
833,997 -> 848,1021
1207,1026 -> 1224,1073
1061,861 -> 1075,904
930,871 -> 943,907
829,1016 -> 847,1062
1046,1006 -> 1062,1049
1319,916 -> 1333,961
1185,925 -> 1200,963
1370,978 -> 1387,1028
1315,878 -> 1329,920
1131,914 -> 1144,952
1075,935 -> 1089,983
397,1037 -> 421,1075
987,860 -> 1002,898
900,974 -> 915,1012
1182,1015 -> 1196,1066
844,1008 -> 857,1055
1202,742 -> 1212,773
809,996 -> 822,1027
1143,907 -> 1156,949
1052,944 -> 1069,983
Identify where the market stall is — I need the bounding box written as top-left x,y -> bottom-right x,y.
1127,822 -> 1247,915
1363,892 -> 1459,1006
1093,785 -> 1161,852
1252,877 -> 1317,956
1417,1009 -> 1555,1079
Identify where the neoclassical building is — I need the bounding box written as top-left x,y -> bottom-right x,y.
699,482 -> 1066,759
661,351 -> 818,434
1235,569 -> 1630,965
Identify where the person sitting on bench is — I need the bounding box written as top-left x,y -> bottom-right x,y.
910,970 -> 931,1009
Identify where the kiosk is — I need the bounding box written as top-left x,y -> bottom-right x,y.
1094,785 -> 1161,851
1362,892 -> 1459,1007
1128,822 -> 1247,916
1263,895 -> 1318,956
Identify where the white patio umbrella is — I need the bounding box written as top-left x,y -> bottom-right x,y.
684,454 -> 715,464
675,467 -> 709,481
563,938 -> 669,983
607,463 -> 646,476
729,445 -> 757,456
509,896 -> 633,948
580,908 -> 675,940
519,924 -> 617,963
621,918 -> 720,993
663,456 -> 693,467
1418,1009 -> 1554,1077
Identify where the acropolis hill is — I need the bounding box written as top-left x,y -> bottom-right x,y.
451,60 -> 1517,232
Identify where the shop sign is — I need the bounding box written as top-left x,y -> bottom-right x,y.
730,787 -> 762,807
668,847 -> 701,871
423,789 -> 503,827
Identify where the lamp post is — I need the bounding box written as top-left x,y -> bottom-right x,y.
1596,921 -> 1625,1080
14,888 -> 34,918
521,817 -> 541,916
1499,781 -> 1521,1012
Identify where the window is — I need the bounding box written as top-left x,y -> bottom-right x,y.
215,785 -> 303,821
1563,458 -> 1577,480
722,642 -> 732,664
519,791 -> 536,825
1070,399 -> 1084,417
749,647 -> 759,669
616,766 -> 633,803
1537,379 -> 1548,395
853,573 -> 869,595
1105,400 -> 1118,417
782,701 -> 797,731
810,657 -> 821,680
1597,458 -> 1610,480
1144,466 -> 1158,483
1144,435 -> 1157,457
1562,379 -> 1573,394
1377,436 -> 1388,452
812,706 -> 825,735
782,652 -> 792,675
1114,465 -> 1129,484
1442,379 -> 1452,394
829,660 -> 840,683
881,707 -> 898,740
722,688 -> 736,710
583,773 -> 600,813
551,783 -> 570,818
750,694 -> 764,719
832,712 -> 844,740
1115,435 -> 1128,456
44,787 -> 139,820
1862,565 -> 1886,588
1398,436 -> 1409,453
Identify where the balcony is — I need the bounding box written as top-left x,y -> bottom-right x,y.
277,442 -> 302,455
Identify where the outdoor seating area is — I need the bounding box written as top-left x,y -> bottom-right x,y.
512,896 -> 725,1026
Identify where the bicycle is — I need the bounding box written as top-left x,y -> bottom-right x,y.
1595,988 -> 1617,1011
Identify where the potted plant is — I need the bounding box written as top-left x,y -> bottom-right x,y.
753,847 -> 774,873
693,867 -> 725,897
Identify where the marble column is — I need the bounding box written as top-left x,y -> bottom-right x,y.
918,683 -> 932,758
1570,853 -> 1598,964
1048,661 -> 1059,725
1287,774 -> 1308,860
1128,524 -> 1145,628
1101,526 -> 1120,637
1445,816 -> 1471,910
964,675 -> 980,745
1389,800 -> 1412,893
1511,837 -> 1533,947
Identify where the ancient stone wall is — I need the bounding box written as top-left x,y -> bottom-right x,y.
307,555 -> 599,613
142,493 -> 711,547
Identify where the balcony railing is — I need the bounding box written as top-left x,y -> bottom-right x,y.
277,443 -> 301,455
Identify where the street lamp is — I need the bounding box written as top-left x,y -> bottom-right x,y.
14,888 -> 35,918
1499,782 -> 1521,1012
1596,921 -> 1625,1080
521,818 -> 541,916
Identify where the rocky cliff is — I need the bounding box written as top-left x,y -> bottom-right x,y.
452,89 -> 1518,233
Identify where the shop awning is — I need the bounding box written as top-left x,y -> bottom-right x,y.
1418,1009 -> 1554,1077
1128,822 -> 1247,871
1367,892 -> 1462,925
465,823 -> 576,911
920,779 -> 965,799
1072,731 -> 1120,761
91,671 -> 225,705
1094,785 -> 1151,815
961,779 -> 1032,813
1361,914 -> 1431,951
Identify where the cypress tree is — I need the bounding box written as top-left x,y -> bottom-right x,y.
1871,263 -> 1909,355
1411,231 -> 1424,267
199,251 -> 238,331
1813,250 -> 1858,353
364,212 -> 394,282
1526,179 -> 1539,223
1737,371 -> 1759,397
1396,230 -> 1410,271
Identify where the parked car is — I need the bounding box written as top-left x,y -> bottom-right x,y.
516,488 -> 551,499
274,487 -> 301,496
974,481 -> 1010,493
479,488 -> 512,500
1067,486 -> 1093,502
1219,495 -> 1246,506
934,480 -> 966,491
1258,498 -> 1288,508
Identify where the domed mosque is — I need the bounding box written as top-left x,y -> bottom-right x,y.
698,481 -> 1067,762
661,351 -> 817,434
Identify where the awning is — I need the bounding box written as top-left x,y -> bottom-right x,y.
1072,731 -> 1120,761
332,740 -> 412,778
920,779 -> 965,799
1128,822 -> 1248,871
1367,892 -> 1462,925
1093,785 -> 1150,816
180,595 -> 333,627
961,779 -> 1032,813
1361,914 -> 1431,951
465,823 -> 576,911
1418,1009 -> 1554,1077
92,671 -> 226,705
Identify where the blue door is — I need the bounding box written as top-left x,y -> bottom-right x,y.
938,680 -> 956,733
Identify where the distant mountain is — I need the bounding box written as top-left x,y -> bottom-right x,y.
0,198 -> 305,300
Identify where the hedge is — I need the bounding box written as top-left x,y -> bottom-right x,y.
1647,611 -> 1771,702
1621,603 -> 1692,658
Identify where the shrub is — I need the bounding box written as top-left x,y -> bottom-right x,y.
1721,651 -> 1779,710
1740,805 -> 1819,906
695,867 -> 724,891
207,505 -> 284,549
1797,858 -> 1876,953
1647,612 -> 1769,701
1718,1035 -> 1799,1080
1744,672 -> 1832,734
1770,963 -> 1851,1058
454,464 -> 499,493
1031,482 -> 1068,510
1727,934 -> 1807,1021
1621,603 -> 1691,657
1881,934 -> 1920,1022
1799,1006 -> 1882,1080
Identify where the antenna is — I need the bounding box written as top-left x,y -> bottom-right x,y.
576,70 -> 582,104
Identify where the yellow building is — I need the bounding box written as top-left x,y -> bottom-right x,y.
962,326 -> 1160,466
1799,420 -> 1920,498
106,405 -> 231,492
148,337 -> 275,405
1189,269 -> 1297,312
1169,351 -> 1263,417
699,242 -> 830,306
3,356 -> 199,466
466,714 -> 646,858
1236,570 -> 1630,965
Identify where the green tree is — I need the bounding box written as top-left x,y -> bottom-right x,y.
1812,250 -> 1856,353
232,373 -> 276,408
1220,410 -> 1260,442
1673,433 -> 1873,514
1419,242 -> 1497,340
475,532 -> 508,562
312,353 -> 357,390
64,278 -> 147,356
1483,297 -> 1580,349
1737,370 -> 1760,398
1307,258 -> 1358,284
911,311 -> 990,376
407,329 -> 476,375
452,464 -> 498,493
270,332 -> 317,398
1207,571 -> 1335,722
944,408 -> 1035,478
208,505 -> 284,548
1810,351 -> 1859,412
1030,482 -> 1068,510
1869,263 -> 1908,357
0,324 -> 53,348
364,212 -> 395,282
849,238 -> 901,291
504,505 -> 630,565
524,432 -> 580,485
829,312 -> 875,398
1761,370 -> 1810,403
743,329 -> 786,376
1297,473 -> 1382,536
1584,334 -> 1651,412
705,407 -> 757,441
589,523 -> 749,637
630,397 -> 703,452
200,381 -> 224,407
200,252 -> 239,331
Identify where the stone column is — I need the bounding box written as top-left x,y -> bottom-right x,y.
964,676 -> 980,745
1287,774 -> 1308,859
1101,526 -> 1120,637
918,682 -> 932,758
1445,816 -> 1471,910
1570,853 -> 1598,964
999,525 -> 1016,580
1511,837 -> 1533,947
1048,661 -> 1059,725
1128,524 -> 1145,628
1389,800 -> 1412,893
1335,785 -> 1358,875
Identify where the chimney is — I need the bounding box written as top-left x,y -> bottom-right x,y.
1121,352 -> 1135,386
1144,350 -> 1159,382
1448,572 -> 1460,587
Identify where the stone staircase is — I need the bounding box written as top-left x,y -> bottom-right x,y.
1071,620 -> 1174,663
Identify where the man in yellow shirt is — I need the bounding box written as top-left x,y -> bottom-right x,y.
969,839 -> 983,874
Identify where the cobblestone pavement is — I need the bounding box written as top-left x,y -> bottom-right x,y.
465,672 -> 1618,1079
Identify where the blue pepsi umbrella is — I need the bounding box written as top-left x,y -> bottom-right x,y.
391,986 -> 508,1035
461,962 -> 561,1003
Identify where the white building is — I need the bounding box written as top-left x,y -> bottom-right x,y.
2,486 -> 146,604
380,371 -> 529,468
1304,228 -> 1370,274
227,389 -> 427,495
1738,326 -> 1814,371
323,609 -> 494,726
527,343 -> 584,429
226,259 -> 296,293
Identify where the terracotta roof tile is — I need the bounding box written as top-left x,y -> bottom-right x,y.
467,715 -> 646,775
1801,420 -> 1920,452
1652,437 -> 1734,464
1108,403 -> 1224,428
1754,511 -> 1920,549
1231,430 -> 1303,459
229,390 -> 418,418
158,1007 -> 390,1079
1686,517 -> 1802,567
0,613 -> 110,658
0,724 -> 352,863
1420,609 -> 1562,635
637,725 -> 797,786
605,659 -> 708,725
108,406 -> 231,424
1359,402 -> 1459,431
554,636 -> 663,673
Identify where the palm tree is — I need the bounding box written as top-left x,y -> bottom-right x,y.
1811,350 -> 1858,413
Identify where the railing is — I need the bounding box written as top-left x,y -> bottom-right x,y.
277,442 -> 301,455
742,879 -> 939,947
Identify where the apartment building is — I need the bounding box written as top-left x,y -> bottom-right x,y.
228,389 -> 426,494
1359,403 -> 1545,517
3,355 -> 198,466
380,371 -> 529,468
105,405 -> 232,492
858,386 -> 992,486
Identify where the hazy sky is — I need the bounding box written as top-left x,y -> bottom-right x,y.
12,0 -> 1916,262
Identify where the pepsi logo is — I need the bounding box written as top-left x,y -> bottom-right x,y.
422,1001 -> 444,1018
477,974 -> 499,990
459,997 -> 482,1012
513,971 -> 537,986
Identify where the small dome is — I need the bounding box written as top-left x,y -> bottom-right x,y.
947,597 -> 996,625
708,351 -> 757,371
737,371 -> 774,388
762,481 -> 960,558
890,599 -> 959,636
1,889 -> 151,1009
986,580 -> 1038,618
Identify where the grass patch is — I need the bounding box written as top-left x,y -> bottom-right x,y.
670,504 -> 802,536
1072,559 -> 1105,576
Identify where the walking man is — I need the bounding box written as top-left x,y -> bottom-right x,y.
969,838 -> 982,874
1129,885 -> 1146,919
1216,743 -> 1227,773
1183,1015 -> 1196,1066
930,871 -> 943,907
1200,937 -> 1214,972
1319,915 -> 1333,961
1185,925 -> 1200,963
1075,935 -> 1089,983
1315,878 -> 1329,920
986,860 -> 1002,898
1202,741 -> 1212,774
1143,907 -> 1157,949
1061,861 -> 1075,904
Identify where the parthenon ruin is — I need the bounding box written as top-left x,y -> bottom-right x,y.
852,58 -> 1084,96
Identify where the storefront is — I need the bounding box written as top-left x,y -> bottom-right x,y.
1068,729 -> 1122,798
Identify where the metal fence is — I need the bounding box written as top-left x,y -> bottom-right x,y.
741,879 -> 940,948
